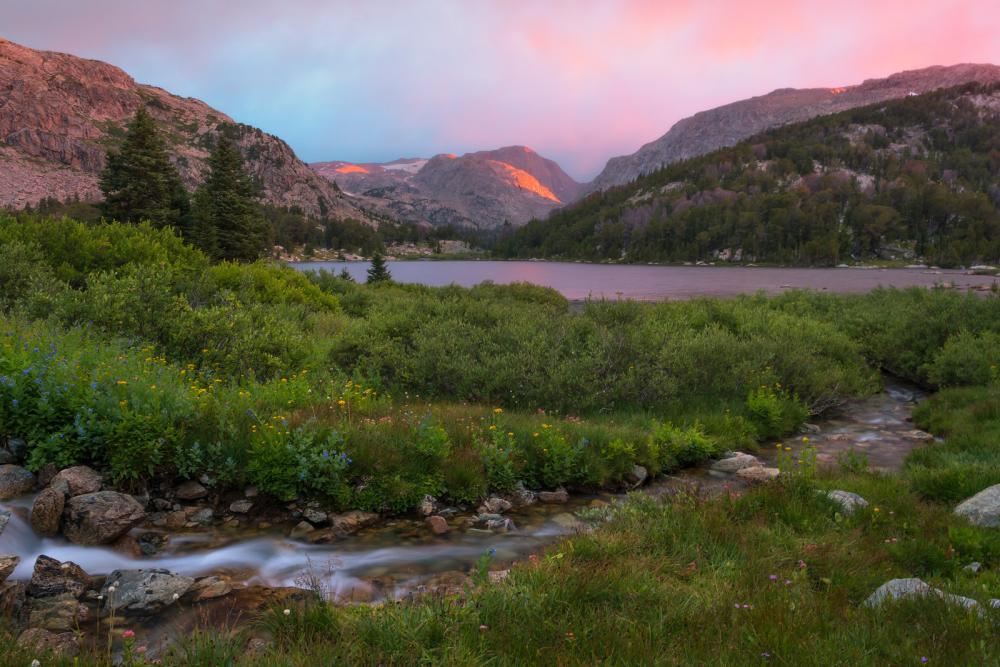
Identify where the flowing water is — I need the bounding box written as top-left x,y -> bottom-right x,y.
291,260 -> 998,301
0,380 -> 928,607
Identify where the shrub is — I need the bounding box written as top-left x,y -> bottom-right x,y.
926,331 -> 1000,387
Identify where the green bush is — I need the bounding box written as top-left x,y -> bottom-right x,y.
926,331 -> 1000,387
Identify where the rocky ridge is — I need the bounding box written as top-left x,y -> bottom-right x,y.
589,63 -> 1000,191
0,37 -> 365,219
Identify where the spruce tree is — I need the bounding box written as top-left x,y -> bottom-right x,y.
100,107 -> 190,230
366,251 -> 392,284
191,133 -> 270,262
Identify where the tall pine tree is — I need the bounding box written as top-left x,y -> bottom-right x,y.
192,133 -> 270,262
99,107 -> 190,231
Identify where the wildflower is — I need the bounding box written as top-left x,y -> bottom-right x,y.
172,593 -> 179,600
30,661 -> 40,667
802,436 -> 809,443
507,432 -> 514,437
784,580 -> 792,585
283,609 -> 291,616
874,507 -> 881,513
768,574 -> 777,582
137,646 -> 148,654
533,432 -> 539,438
921,658 -> 928,664
123,629 -> 135,639
489,547 -> 497,557
565,631 -> 576,641
784,446 -> 792,452
117,379 -> 127,385
338,400 -> 346,407
493,408 -> 503,414
479,624 -> 489,632
798,560 -> 807,569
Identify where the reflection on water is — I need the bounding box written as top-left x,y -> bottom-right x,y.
291,260 -> 998,301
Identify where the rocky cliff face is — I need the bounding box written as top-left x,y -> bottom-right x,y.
589,64 -> 1000,192
312,146 -> 581,229
0,37 -> 362,218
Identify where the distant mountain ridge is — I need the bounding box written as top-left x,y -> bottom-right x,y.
589,64 -> 1000,191
312,146 -> 582,229
0,37 -> 365,219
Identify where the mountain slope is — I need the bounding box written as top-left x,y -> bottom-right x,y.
589,64 -> 1000,191
498,82 -> 1000,266
312,146 -> 582,229
0,37 -> 363,219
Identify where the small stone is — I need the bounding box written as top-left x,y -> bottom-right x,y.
6,438 -> 27,461
510,483 -> 537,506
417,495 -> 437,517
0,509 -> 10,536
426,515 -> 450,535
0,464 -> 35,500
965,562 -> 983,574
137,532 -> 168,556
825,490 -> 869,516
229,499 -> 254,514
189,576 -> 233,601
478,496 -> 513,514
303,508 -> 328,525
736,466 -> 780,483
0,555 -> 19,583
900,429 -> 934,442
626,464 -> 648,486
50,466 -> 102,496
244,486 -> 259,498
289,521 -> 315,539
17,628 -> 79,657
488,569 -> 509,584
329,510 -> 378,535
30,486 -> 64,537
537,488 -> 569,504
711,452 -> 762,473
175,480 -> 208,500
189,507 -> 215,525
152,498 -> 172,511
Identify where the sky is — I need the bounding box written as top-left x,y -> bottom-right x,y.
5,0 -> 1000,181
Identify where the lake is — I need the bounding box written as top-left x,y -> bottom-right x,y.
291,260 -> 999,301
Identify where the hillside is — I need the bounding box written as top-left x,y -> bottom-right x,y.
589,64 -> 1000,192
498,83 -> 1000,266
312,146 -> 582,229
0,37 -> 364,219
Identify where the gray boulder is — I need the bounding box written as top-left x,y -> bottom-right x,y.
102,569 -> 194,615
63,491 -> 146,545
736,466 -> 780,483
627,464 -> 648,486
864,577 -> 979,610
17,627 -> 80,657
478,496 -> 513,514
537,488 -> 569,504
955,484 -> 1000,527
30,486 -> 64,536
711,452 -> 762,474
0,509 -> 10,536
229,499 -> 253,514
0,465 -> 35,499
825,490 -> 869,516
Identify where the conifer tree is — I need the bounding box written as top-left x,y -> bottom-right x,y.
191,133 -> 270,262
100,107 -> 190,230
366,251 -> 392,284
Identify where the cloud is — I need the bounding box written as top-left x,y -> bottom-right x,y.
4,0 -> 1000,180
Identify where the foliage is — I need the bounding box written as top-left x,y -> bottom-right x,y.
366,251 -> 392,284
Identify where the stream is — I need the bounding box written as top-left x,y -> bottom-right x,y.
0,378 -> 932,646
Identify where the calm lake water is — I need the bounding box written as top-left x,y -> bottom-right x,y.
292,260 -> 999,300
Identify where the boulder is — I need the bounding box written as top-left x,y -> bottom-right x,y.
188,576 -> 233,602
537,488 -> 569,504
426,515 -> 450,535
478,496 -> 513,514
0,509 -> 10,536
329,510 -> 379,535
711,452 -> 762,474
863,577 -> 979,610
175,480 -> 208,500
955,484 -> 1000,527
63,491 -> 146,545
825,490 -> 869,516
6,438 -> 27,462
188,507 -> 214,525
551,512 -> 584,531
0,465 -> 35,500
102,569 -> 194,615
627,464 -> 648,486
229,499 -> 254,514
27,556 -> 90,599
27,593 -> 86,632
30,486 -> 64,536
477,514 -> 515,532
289,521 -> 315,540
0,582 -> 26,621
50,465 -> 102,496
736,466 -> 781,483
36,463 -> 59,489
0,555 -> 19,583
17,627 -> 80,657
